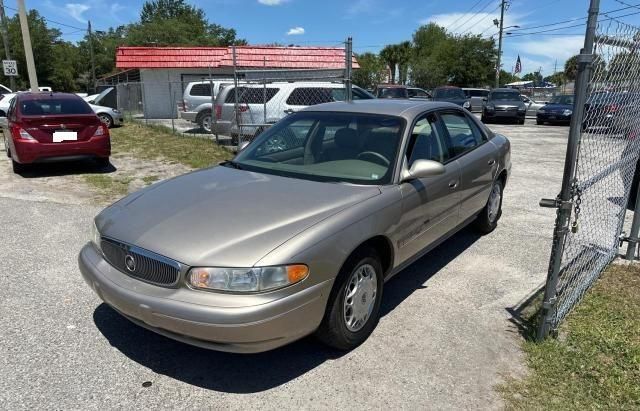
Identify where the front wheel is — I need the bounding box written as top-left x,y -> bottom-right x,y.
536,119 -> 543,125
474,179 -> 503,234
315,247 -> 384,351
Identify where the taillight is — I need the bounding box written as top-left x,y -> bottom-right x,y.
94,124 -> 107,137
237,104 -> 249,113
605,104 -> 619,113
215,104 -> 222,119
11,125 -> 35,140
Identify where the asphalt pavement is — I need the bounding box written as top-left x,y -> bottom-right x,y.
0,119 -> 569,409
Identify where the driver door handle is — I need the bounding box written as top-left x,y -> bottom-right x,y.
448,180 -> 458,189
283,109 -> 295,114
488,159 -> 496,166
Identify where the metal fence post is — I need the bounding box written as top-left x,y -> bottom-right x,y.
625,184 -> 640,260
233,45 -> 240,144
537,0 -> 600,340
345,37 -> 353,102
208,65 -> 218,144
168,74 -> 175,134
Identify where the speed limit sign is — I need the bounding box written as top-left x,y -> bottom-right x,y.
3,60 -> 18,77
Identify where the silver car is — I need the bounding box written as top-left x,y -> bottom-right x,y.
79,100 -> 511,353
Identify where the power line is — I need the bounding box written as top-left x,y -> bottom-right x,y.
449,0 -> 495,33
445,0 -> 486,30
461,3 -> 502,35
3,4 -> 93,32
612,0 -> 640,11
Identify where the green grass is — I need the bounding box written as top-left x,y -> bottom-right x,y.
84,174 -> 133,198
501,264 -> 640,410
109,122 -> 232,169
142,175 -> 160,185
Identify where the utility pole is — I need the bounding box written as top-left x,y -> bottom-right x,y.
88,20 -> 96,92
17,0 -> 37,91
495,0 -> 506,88
0,0 -> 15,91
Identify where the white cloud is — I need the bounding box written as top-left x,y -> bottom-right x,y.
286,26 -> 305,35
420,12 -> 523,36
65,3 -> 90,23
505,35 -> 584,74
258,0 -> 286,5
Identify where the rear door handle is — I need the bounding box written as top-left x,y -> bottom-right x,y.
448,180 -> 458,189
488,159 -> 496,166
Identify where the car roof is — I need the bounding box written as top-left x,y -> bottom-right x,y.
462,87 -> 489,91
223,81 -> 352,90
490,88 -> 520,92
377,84 -> 407,88
17,92 -> 84,101
300,99 -> 463,118
434,85 -> 463,89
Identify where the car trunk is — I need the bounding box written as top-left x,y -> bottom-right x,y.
18,115 -> 101,143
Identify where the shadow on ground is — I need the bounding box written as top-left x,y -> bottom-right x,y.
93,227 -> 482,393
16,159 -> 116,178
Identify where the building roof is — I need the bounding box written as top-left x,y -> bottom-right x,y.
116,46 -> 358,70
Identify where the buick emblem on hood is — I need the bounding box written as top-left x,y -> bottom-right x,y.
124,254 -> 136,272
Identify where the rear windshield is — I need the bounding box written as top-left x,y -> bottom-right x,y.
434,88 -> 465,99
549,95 -> 574,105
20,97 -> 93,115
224,87 -> 279,104
189,83 -> 212,96
489,91 -> 520,101
377,88 -> 408,99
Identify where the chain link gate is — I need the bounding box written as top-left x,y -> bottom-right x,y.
538,0 -> 640,339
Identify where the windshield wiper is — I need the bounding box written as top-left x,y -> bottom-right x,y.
221,160 -> 244,170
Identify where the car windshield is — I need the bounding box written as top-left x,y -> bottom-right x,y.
549,95 -> 574,105
434,88 -> 465,99
233,111 -> 405,185
490,92 -> 520,101
20,97 -> 93,115
377,88 -> 407,98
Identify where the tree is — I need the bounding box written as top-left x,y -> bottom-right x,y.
379,44 -> 399,83
522,71 -> 543,84
545,72 -> 566,87
499,70 -> 520,86
127,0 -> 244,46
564,55 -> 579,81
352,52 -> 386,90
396,41 -> 412,85
411,23 -> 448,88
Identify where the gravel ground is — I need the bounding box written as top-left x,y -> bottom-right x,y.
0,119 -> 569,409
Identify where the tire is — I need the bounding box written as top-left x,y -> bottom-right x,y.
536,119 -> 543,125
198,110 -> 213,133
481,115 -> 490,124
11,158 -> 26,173
95,157 -> 110,168
473,179 -> 504,234
315,247 -> 384,351
98,113 -> 113,129
518,119 -> 525,125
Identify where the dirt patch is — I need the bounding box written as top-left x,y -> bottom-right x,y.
0,152 -> 191,206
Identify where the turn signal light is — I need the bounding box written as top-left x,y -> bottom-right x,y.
287,265 -> 309,283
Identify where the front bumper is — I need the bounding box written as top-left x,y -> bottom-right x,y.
78,243 -> 332,353
537,113 -> 571,123
483,110 -> 525,119
180,111 -> 198,122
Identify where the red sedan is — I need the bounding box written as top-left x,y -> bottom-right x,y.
2,92 -> 110,173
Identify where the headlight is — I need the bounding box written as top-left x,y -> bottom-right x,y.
486,104 -> 495,111
189,264 -> 309,293
112,109 -> 121,114
90,221 -> 101,249
538,108 -> 546,113
463,101 -> 471,109
518,105 -> 526,112
562,109 -> 573,116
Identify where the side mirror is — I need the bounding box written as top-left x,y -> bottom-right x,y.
237,140 -> 250,152
482,97 -> 487,102
401,159 -> 446,182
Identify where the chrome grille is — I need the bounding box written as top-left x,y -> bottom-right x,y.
100,238 -> 181,287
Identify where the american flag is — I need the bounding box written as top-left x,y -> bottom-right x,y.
515,55 -> 522,74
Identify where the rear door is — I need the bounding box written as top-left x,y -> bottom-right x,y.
17,97 -> 101,143
438,111 -> 497,222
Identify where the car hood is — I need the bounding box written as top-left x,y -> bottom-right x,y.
491,100 -> 522,107
434,97 -> 467,105
96,166 -> 381,267
543,103 -> 572,111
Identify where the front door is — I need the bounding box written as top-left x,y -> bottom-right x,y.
396,113 -> 461,264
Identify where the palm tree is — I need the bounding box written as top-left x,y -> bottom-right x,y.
396,41 -> 412,85
380,44 -> 399,84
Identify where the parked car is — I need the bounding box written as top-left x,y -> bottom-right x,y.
79,99 -> 511,353
374,84 -> 409,99
90,103 -> 123,128
2,92 -> 110,173
481,88 -> 526,124
179,79 -> 234,133
407,87 -> 431,99
582,92 -> 640,133
462,88 -> 489,112
0,92 -> 17,116
214,82 -> 375,140
520,94 -> 546,117
0,84 -> 12,95
432,86 -> 471,110
536,94 -> 574,125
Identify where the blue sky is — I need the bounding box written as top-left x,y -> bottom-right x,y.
4,0 -> 640,76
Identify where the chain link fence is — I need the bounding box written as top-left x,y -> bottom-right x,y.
538,2 -> 640,339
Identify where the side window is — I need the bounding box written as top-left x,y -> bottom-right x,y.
286,88 -> 333,106
415,90 -> 428,98
406,114 -> 449,167
189,84 -> 211,96
8,97 -> 16,120
224,87 -> 279,104
440,112 -> 484,156
351,88 -> 370,100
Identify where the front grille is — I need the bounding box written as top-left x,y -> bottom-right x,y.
101,238 -> 181,287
